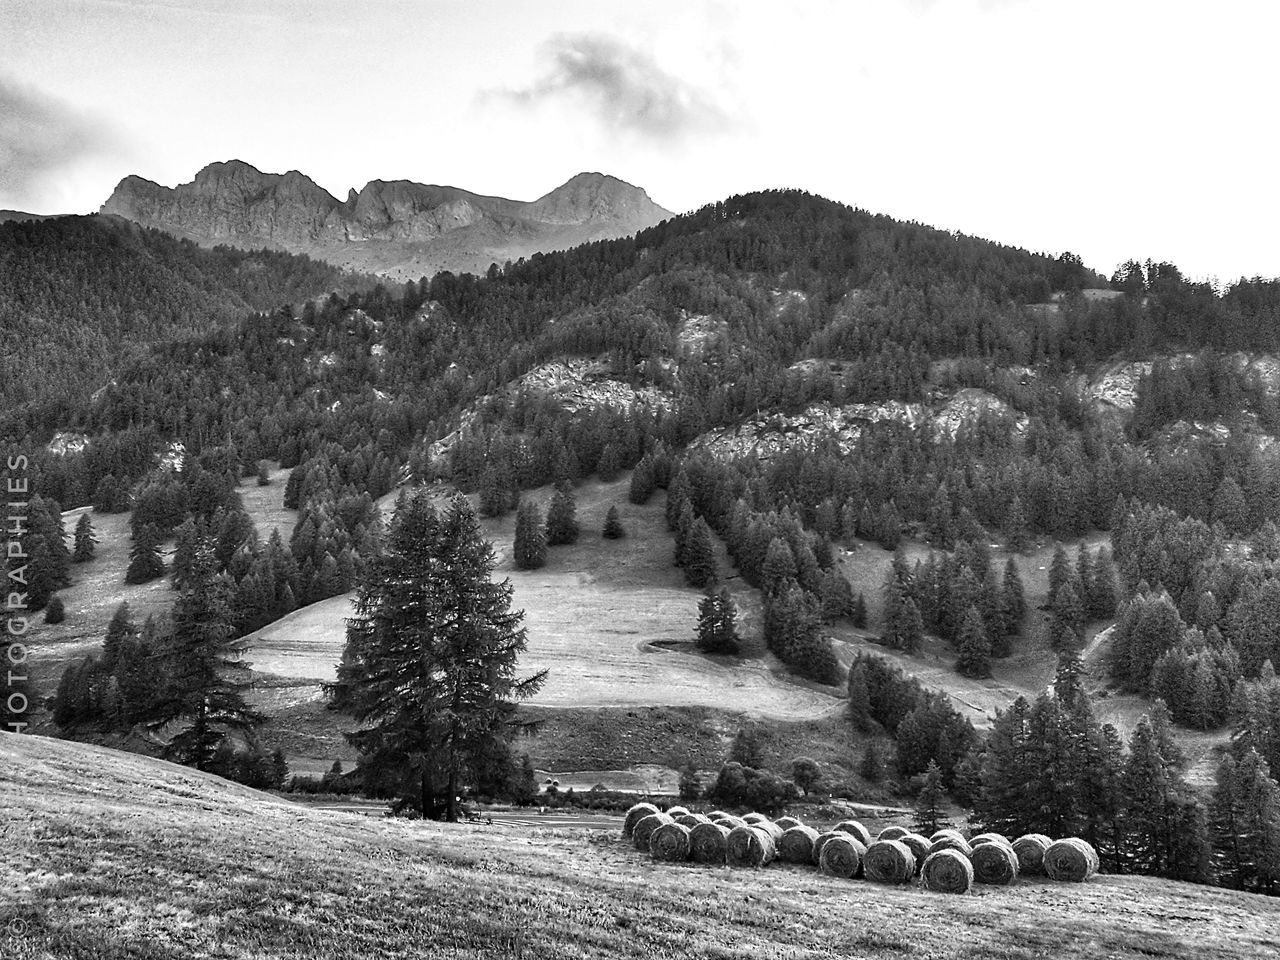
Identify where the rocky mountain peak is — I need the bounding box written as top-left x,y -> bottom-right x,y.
99,163 -> 673,278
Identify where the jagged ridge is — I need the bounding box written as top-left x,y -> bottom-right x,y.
101,160 -> 673,279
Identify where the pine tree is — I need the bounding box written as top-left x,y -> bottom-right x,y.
1209,748 -> 1280,894
1047,544 -> 1072,607
601,505 -> 626,539
847,659 -> 872,730
683,518 -> 718,588
1124,710 -> 1211,882
156,541 -> 261,772
1089,548 -> 1119,619
513,499 -> 547,570
271,748 -> 290,789
628,457 -> 656,505
1006,496 -> 1030,553
125,523 -> 166,584
335,492 -> 546,820
72,513 -> 97,562
913,759 -> 950,835
545,480 -> 580,546
997,557 -> 1025,642
44,596 -> 66,624
695,587 -> 740,655
852,592 -> 868,628
956,605 -> 992,678
761,537 -> 798,595
859,742 -> 885,782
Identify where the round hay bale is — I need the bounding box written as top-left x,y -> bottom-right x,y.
834,820 -> 873,847
970,832 -> 1014,852
689,822 -> 731,864
778,825 -> 821,864
775,816 -> 802,831
707,810 -> 732,821
674,814 -> 703,829
971,839 -> 1019,885
877,825 -> 911,842
632,812 -> 673,852
817,833 -> 866,878
741,812 -> 770,826
811,830 -> 847,866
929,835 -> 973,858
753,820 -> 785,844
715,814 -> 748,830
623,802 -> 661,838
1011,834 -> 1053,876
665,806 -> 691,819
726,825 -> 777,867
929,828 -> 967,845
650,822 -> 692,862
898,833 -> 932,873
1043,838 -> 1098,882
863,839 -> 916,884
921,849 -> 975,894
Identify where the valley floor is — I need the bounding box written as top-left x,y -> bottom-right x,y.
2,734 -> 1276,960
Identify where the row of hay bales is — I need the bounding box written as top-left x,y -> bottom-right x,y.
623,804 -> 1100,895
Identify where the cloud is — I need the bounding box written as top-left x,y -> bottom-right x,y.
489,33 -> 732,142
0,76 -> 113,208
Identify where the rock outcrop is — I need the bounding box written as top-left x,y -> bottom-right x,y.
100,161 -> 672,279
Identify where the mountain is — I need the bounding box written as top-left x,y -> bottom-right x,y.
100,161 -> 674,279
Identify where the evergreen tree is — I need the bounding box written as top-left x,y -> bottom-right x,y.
1006,496 -> 1030,553
683,518 -> 719,588
761,537 -> 798,595
852,591 -> 868,628
1210,749 -> 1280,893
125,522 -> 166,584
695,587 -> 740,655
859,742 -> 885,782
628,457 -> 657,505
1047,544 -> 1072,607
155,542 -> 261,772
956,605 -> 992,678
545,480 -> 580,545
1000,557 -> 1026,638
271,748 -> 290,789
513,499 -> 547,570
72,512 -> 97,562
847,659 -> 872,730
334,493 -> 546,820
601,505 -> 626,539
1124,710 -> 1211,882
913,759 -> 950,835
1088,548 -> 1119,619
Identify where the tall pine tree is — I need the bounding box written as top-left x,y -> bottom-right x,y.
335,492 -> 546,820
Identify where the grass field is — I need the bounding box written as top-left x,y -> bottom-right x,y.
3,734 -> 1277,960
243,477 -> 842,720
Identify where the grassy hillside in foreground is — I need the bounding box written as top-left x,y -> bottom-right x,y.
3,735 -> 1278,960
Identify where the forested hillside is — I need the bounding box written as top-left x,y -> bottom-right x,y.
11,189 -> 1280,893
0,214 -> 368,411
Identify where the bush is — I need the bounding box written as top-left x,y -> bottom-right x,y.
44,596 -> 66,624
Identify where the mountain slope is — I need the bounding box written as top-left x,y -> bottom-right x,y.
0,214 -> 365,411
2,733 -> 1276,960
101,160 -> 674,279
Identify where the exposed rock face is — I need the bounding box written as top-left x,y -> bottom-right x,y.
691,388 -> 1027,460
100,161 -> 672,280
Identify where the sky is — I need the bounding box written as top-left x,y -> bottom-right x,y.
1,0 -> 1278,282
